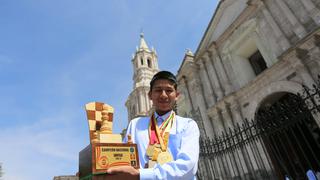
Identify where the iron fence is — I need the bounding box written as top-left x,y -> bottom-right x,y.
197,78 -> 320,180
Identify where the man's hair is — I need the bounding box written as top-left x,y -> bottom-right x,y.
150,71 -> 178,90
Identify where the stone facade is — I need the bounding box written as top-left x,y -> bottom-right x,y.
176,0 -> 320,178
176,0 -> 320,138
125,33 -> 159,122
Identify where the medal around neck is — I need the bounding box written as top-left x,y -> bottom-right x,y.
157,151 -> 173,165
147,112 -> 175,166
79,102 -> 139,179
146,144 -> 155,157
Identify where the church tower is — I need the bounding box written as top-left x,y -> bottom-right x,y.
125,33 -> 159,122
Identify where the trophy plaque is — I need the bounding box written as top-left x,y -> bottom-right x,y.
79,102 -> 139,179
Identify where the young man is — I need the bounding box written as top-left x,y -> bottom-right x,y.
106,71 -> 200,180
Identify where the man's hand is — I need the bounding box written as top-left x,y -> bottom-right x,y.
94,166 -> 140,180
107,166 -> 140,176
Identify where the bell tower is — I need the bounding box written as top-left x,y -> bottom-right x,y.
125,33 -> 159,121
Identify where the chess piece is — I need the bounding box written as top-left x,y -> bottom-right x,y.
100,104 -> 113,134
127,134 -> 133,144
91,131 -> 99,143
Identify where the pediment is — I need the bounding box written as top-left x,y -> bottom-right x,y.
197,0 -> 248,53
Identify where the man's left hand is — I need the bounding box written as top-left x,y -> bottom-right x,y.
99,166 -> 139,180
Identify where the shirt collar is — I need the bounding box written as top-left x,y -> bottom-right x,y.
154,111 -> 172,123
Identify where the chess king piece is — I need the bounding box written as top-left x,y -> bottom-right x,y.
100,104 -> 113,134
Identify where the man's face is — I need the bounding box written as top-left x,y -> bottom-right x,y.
148,79 -> 179,115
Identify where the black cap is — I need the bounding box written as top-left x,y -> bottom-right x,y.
150,71 -> 177,88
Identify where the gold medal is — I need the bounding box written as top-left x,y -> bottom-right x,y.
157,151 -> 173,165
152,144 -> 161,161
163,132 -> 169,148
146,144 -> 155,157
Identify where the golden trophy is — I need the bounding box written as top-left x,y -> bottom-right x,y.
79,102 -> 139,179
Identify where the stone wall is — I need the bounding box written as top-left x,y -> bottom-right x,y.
177,0 -> 320,137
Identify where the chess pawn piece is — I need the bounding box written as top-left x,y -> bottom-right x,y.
127,134 -> 133,144
100,104 -> 113,134
91,131 -> 99,143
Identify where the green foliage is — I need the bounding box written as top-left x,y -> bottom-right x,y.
0,163 -> 3,178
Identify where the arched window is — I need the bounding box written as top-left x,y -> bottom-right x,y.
147,59 -> 151,68
140,58 -> 144,66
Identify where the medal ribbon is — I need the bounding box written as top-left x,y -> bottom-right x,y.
149,115 -> 158,144
148,111 -> 175,151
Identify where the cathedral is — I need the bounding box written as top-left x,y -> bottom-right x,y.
126,0 -> 320,179
175,0 -> 320,179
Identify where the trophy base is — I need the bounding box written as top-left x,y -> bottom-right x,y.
79,143 -> 139,179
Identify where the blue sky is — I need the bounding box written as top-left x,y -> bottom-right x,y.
0,1 -> 218,179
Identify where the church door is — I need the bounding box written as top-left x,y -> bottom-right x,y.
256,93 -> 320,179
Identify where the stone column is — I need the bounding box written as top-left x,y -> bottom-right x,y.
209,101 -> 238,178
208,107 -> 231,177
292,48 -> 315,87
229,96 -> 244,124
184,73 -> 214,137
198,60 -> 216,107
275,0 -> 306,38
145,89 -> 151,112
143,90 -> 147,113
208,107 -> 225,136
144,90 -> 150,111
300,0 -> 320,25
143,93 -> 147,114
190,77 -> 215,137
215,51 -> 233,95
202,53 -> 224,101
221,101 -> 234,130
261,4 -> 290,51
182,77 -> 195,112
138,90 -> 144,114
182,77 -> 208,136
135,96 -> 139,115
127,105 -> 131,122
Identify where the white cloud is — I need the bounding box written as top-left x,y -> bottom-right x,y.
0,115 -> 87,180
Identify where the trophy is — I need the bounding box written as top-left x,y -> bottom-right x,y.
79,102 -> 139,179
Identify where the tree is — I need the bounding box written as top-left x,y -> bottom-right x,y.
0,163 -> 3,179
